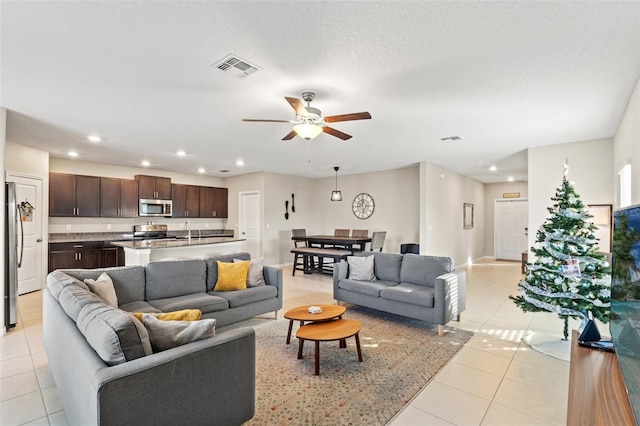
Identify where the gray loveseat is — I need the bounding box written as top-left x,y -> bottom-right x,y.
43,252 -> 282,425
333,251 -> 466,335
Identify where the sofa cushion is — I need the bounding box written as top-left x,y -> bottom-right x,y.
206,252 -> 251,291
119,300 -> 162,314
148,293 -> 229,314
214,260 -> 249,291
361,252 -> 403,283
46,270 -> 90,300
145,259 -> 207,300
62,266 -> 146,306
57,283 -> 105,322
400,254 -> 452,287
141,314 -> 216,352
380,283 -> 435,307
347,255 -> 377,281
338,279 -> 398,298
210,285 -> 277,308
76,302 -> 150,366
84,272 -> 118,308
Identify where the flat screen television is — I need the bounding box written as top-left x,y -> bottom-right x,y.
611,203 -> 640,423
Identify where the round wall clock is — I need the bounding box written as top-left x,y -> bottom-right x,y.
352,193 -> 375,219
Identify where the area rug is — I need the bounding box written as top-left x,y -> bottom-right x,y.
248,305 -> 473,425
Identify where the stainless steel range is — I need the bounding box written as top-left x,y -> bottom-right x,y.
133,224 -> 174,240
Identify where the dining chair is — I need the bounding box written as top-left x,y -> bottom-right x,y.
334,229 -> 350,237
351,229 -> 369,251
291,229 -> 307,248
370,231 -> 386,252
291,229 -> 310,274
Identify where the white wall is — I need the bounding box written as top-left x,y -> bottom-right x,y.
528,138 -> 613,254
484,181 -> 529,257
1,108 -> 6,332
613,77 -> 640,207
420,162 -> 485,267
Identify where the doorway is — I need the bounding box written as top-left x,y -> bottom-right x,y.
495,198 -> 528,261
239,191 -> 261,258
7,173 -> 45,294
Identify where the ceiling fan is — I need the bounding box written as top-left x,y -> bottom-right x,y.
242,91 -> 371,141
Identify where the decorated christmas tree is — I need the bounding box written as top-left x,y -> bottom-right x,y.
511,162 -> 611,340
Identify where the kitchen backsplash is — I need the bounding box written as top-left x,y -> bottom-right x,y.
48,217 -> 227,234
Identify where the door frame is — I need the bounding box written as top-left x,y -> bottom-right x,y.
238,190 -> 262,258
494,197 -> 528,260
6,171 -> 47,293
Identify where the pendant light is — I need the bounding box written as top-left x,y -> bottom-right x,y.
331,166 -> 342,201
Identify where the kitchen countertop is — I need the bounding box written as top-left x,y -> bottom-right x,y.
49,230 -> 234,243
111,236 -> 244,250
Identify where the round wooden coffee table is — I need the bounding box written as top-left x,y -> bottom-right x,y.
284,304 -> 346,344
296,319 -> 363,376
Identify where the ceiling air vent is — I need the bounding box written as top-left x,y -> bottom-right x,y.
213,54 -> 260,79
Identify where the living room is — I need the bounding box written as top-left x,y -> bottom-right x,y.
1,1 -> 639,425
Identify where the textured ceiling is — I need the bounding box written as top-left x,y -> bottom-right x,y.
1,1 -> 639,182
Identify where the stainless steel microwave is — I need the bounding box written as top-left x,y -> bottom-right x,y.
139,199 -> 172,217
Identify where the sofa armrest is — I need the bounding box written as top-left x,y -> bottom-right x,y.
93,327 -> 256,425
332,261 -> 349,296
433,269 -> 466,325
264,265 -> 283,298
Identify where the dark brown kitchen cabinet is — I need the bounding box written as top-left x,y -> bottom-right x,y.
49,173 -> 100,217
48,241 -> 123,273
135,175 -> 171,199
172,184 -> 200,217
199,187 -> 228,218
100,178 -> 138,217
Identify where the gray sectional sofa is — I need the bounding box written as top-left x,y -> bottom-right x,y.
43,252 -> 282,425
333,251 -> 466,335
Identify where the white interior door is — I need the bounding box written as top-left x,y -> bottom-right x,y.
8,174 -> 44,295
495,199 -> 528,261
239,191 -> 261,258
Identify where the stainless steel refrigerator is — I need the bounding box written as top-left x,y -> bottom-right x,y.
5,182 -> 23,330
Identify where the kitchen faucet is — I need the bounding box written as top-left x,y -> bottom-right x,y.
185,220 -> 191,241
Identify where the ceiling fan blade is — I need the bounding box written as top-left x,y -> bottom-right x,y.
285,97 -> 307,116
242,119 -> 290,123
282,130 -> 297,140
323,126 -> 352,140
324,112 -> 372,123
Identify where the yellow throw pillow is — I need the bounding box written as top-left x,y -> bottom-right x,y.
215,260 -> 250,291
132,309 -> 202,322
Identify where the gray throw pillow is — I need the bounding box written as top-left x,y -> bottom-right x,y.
234,258 -> 266,287
84,272 -> 118,308
347,255 -> 377,281
142,314 -> 216,352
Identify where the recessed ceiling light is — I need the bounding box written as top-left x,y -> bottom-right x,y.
236,159 -> 244,166
141,160 -> 150,167
68,151 -> 78,157
198,168 -> 205,174
507,176 -> 514,182
177,150 -> 186,157
87,135 -> 101,142
489,163 -> 497,172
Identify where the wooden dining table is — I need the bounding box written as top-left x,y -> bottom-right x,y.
291,235 -> 372,251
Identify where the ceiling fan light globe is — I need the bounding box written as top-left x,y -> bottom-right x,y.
293,123 -> 323,140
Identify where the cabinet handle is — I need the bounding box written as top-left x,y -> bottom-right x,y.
78,252 -> 82,261
213,211 -> 216,217
73,245 -> 82,248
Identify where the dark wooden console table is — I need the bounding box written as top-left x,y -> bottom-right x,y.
567,330 -> 636,425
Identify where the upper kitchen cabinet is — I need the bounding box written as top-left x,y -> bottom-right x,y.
199,186 -> 228,218
100,178 -> 139,217
172,184 -> 200,218
49,173 -> 101,217
135,175 -> 171,199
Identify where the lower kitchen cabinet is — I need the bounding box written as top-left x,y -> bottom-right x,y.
48,241 -> 124,273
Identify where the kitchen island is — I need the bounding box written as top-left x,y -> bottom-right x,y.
111,236 -> 245,266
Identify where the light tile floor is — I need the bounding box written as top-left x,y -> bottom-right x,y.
0,259 -> 581,425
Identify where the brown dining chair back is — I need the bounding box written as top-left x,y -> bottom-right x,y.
351,229 -> 369,237
334,229 -> 350,237
370,231 -> 386,252
292,229 -> 307,248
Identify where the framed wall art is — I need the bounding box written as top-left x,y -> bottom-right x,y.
464,203 -> 474,229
